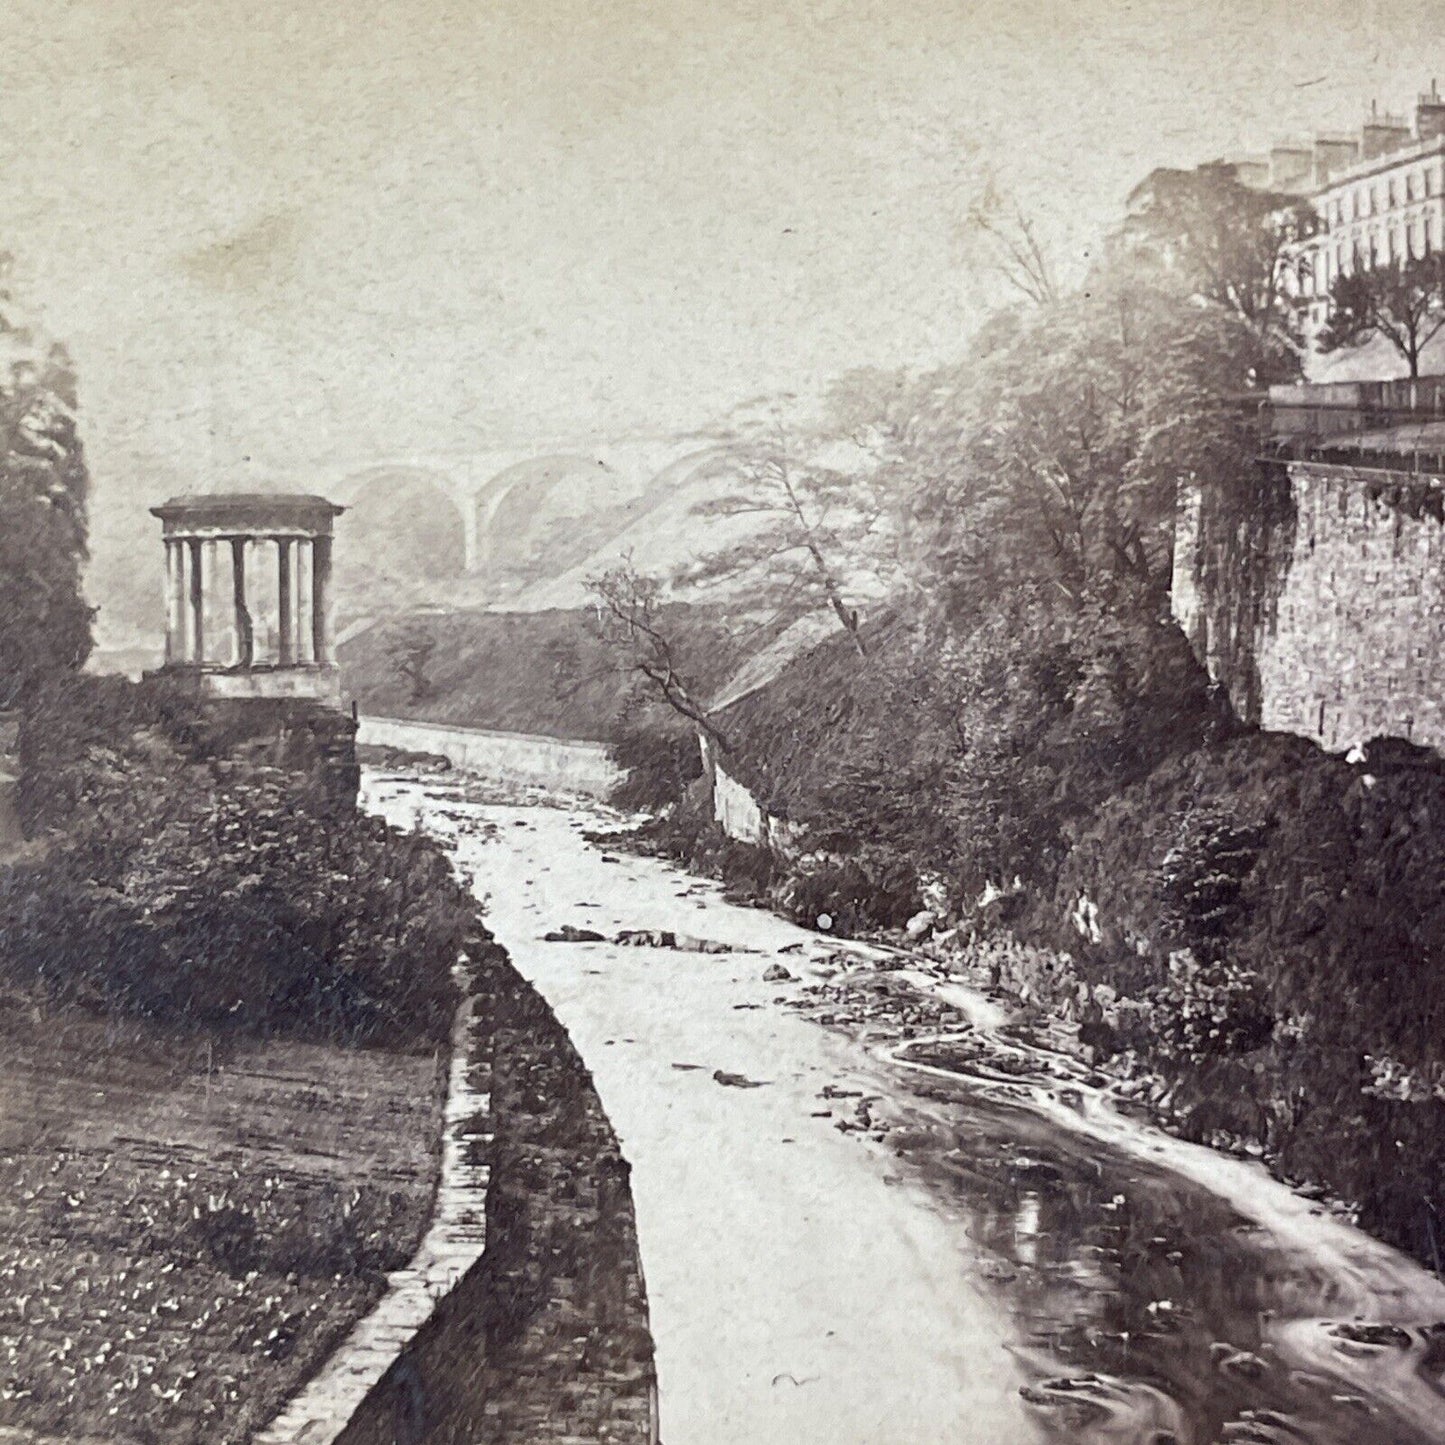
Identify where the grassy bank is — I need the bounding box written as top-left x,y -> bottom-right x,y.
338,606 -> 746,743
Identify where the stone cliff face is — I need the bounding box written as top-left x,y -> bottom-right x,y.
1174,459 -> 1445,754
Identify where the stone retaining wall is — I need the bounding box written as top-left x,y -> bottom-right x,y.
1174,459 -> 1445,754
357,717 -> 620,799
698,733 -> 804,853
254,959 -> 490,1445
335,934 -> 657,1445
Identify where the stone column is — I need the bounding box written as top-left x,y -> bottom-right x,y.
295,538 -> 313,665
230,537 -> 253,669
277,538 -> 294,667
164,539 -> 185,664
312,534 -> 333,665
187,537 -> 205,664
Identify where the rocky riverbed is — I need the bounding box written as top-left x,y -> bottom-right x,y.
366,771 -> 1445,1445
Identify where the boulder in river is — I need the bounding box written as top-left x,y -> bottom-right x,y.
543,924 -> 607,943
763,963 -> 795,982
904,910 -> 936,941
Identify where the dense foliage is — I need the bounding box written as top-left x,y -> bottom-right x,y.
2,675 -> 468,1046
0,258 -> 92,707
602,163 -> 1445,1266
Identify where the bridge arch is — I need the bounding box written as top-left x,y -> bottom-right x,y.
333,465 -> 469,586
468,454 -> 616,576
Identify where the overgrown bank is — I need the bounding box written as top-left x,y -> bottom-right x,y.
613,608 -> 1445,1271
337,929 -> 657,1445
0,673 -> 473,1443
339,606 -> 748,743
5,672 -> 469,1044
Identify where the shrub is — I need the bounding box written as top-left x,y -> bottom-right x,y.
607,723 -> 703,813
775,855 -> 921,935
1,675 -> 470,1047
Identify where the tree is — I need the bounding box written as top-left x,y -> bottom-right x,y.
584,560 -> 731,751
0,254 -> 92,708
885,266 -> 1277,623
1317,252 -> 1445,380
388,624 -> 438,703
1119,161 -> 1317,359
962,183 -> 1059,306
678,415 -> 888,657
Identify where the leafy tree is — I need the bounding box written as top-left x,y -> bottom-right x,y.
1118,161 -> 1317,355
887,269 -> 1277,622
0,255 -> 92,707
1317,251 -> 1445,380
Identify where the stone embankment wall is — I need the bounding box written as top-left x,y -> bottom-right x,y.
1174,459 -> 1445,754
336,935 -> 657,1445
357,716 -> 620,798
698,734 -> 801,851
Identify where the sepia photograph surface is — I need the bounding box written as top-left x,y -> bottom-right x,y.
2,3 -> 1445,1442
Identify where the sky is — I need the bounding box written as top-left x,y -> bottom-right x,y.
0,0 -> 1441,629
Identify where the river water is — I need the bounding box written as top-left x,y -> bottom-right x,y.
365,772 -> 1445,1445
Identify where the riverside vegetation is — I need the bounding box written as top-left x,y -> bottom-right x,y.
0,268 -> 475,1442
0,670 -> 475,1444
591,168 -> 1445,1272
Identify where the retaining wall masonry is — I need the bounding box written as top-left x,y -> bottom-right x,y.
1174,460 -> 1445,754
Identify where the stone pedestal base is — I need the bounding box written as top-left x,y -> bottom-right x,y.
142,673 -> 360,806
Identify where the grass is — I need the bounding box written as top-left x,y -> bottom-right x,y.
338,605 -> 754,741
0,1003 -> 446,1445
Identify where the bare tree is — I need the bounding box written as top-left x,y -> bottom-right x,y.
584,560 -> 730,751
681,420 -> 879,658
963,183 -> 1059,306
388,625 -> 437,703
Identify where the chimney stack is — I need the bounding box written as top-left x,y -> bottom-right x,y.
1313,133 -> 1361,186
1417,79 -> 1445,141
1269,141 -> 1314,192
1362,103 -> 1412,158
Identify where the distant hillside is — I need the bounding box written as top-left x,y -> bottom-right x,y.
339,606 -> 756,741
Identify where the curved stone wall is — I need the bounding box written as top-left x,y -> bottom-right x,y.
356,716 -> 620,798
334,934 -> 657,1445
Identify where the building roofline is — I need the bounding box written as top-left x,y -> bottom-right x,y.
1310,132 -> 1445,197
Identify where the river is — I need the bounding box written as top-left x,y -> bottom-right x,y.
365,771 -> 1445,1445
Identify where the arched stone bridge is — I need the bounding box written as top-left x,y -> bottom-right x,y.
309,436 -> 740,580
